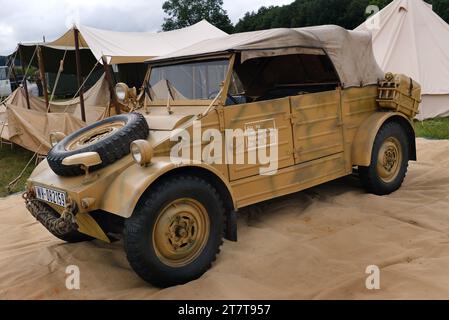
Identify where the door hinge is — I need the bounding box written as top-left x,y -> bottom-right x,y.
284,113 -> 299,125
216,107 -> 225,132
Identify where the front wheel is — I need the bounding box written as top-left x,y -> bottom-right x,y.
124,176 -> 225,287
359,121 -> 410,195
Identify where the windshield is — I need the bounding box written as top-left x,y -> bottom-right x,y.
0,68 -> 7,81
148,59 -> 229,101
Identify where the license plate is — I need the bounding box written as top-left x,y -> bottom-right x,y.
34,185 -> 67,208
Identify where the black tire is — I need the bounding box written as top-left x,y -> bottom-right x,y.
124,176 -> 225,288
359,121 -> 409,195
47,113 -> 149,177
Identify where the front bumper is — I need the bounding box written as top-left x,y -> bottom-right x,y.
23,191 -> 79,237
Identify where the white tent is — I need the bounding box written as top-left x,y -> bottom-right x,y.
49,20 -> 228,64
356,0 -> 449,120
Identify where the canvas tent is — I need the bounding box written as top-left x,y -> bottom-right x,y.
51,20 -> 228,64
149,25 -> 385,89
0,76 -> 110,154
16,20 -> 227,77
356,0 -> 449,120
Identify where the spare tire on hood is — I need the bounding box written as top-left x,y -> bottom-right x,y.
47,112 -> 149,177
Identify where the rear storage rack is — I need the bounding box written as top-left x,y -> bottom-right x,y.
377,73 -> 421,118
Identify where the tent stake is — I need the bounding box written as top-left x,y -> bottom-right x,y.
101,56 -> 120,115
18,45 -> 31,110
74,28 -> 86,122
37,46 -> 50,110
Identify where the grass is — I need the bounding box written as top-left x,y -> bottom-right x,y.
0,145 -> 36,197
415,117 -> 449,140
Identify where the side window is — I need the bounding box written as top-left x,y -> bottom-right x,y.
0,68 -> 6,81
231,53 -> 340,103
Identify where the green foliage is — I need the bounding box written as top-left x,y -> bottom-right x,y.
415,117 -> 449,140
234,0 -> 449,33
0,146 -> 36,197
162,0 -> 234,33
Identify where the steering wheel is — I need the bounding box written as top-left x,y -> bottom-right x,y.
208,91 -> 238,104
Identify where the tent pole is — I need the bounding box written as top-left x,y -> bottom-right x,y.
37,46 -> 50,110
101,56 -> 120,115
74,28 -> 86,122
18,45 -> 31,110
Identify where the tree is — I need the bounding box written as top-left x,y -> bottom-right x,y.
162,0 -> 234,33
234,0 -> 449,33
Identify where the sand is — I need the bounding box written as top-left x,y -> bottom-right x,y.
1,138 -> 449,300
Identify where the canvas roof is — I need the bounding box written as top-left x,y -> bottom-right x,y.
356,0 -> 449,95
147,25 -> 385,89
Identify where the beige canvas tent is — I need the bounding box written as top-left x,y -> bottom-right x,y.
0,76 -> 110,154
51,20 -> 228,64
356,0 -> 449,120
17,20 -> 228,74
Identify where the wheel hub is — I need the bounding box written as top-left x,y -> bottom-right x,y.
66,121 -> 125,151
382,146 -> 397,172
376,137 -> 402,183
167,215 -> 196,250
153,198 -> 210,268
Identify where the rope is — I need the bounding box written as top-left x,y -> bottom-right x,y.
7,144 -> 41,194
62,57 -> 101,114
47,49 -> 68,111
21,46 -> 38,86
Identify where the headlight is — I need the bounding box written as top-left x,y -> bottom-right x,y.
49,132 -> 66,147
115,83 -> 129,103
130,140 -> 153,166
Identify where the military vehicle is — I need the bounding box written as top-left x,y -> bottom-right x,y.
24,26 -> 421,287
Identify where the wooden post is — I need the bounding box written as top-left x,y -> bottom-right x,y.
74,28 -> 86,122
101,56 -> 120,115
18,46 -> 30,110
37,46 -> 49,110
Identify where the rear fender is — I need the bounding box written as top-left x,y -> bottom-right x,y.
352,112 -> 416,167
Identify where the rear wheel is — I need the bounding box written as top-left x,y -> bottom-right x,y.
124,176 -> 225,287
359,122 -> 409,195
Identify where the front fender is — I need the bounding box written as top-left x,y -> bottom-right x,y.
100,157 -> 235,218
351,112 -> 416,167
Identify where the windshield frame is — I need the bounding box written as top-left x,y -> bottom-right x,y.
145,54 -> 234,106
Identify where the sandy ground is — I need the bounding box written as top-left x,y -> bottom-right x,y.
1,138 -> 449,299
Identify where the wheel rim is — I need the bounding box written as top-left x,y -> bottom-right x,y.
376,136 -> 402,183
65,121 -> 125,151
152,198 -> 210,268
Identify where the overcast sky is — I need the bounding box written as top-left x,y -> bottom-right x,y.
0,0 -> 294,56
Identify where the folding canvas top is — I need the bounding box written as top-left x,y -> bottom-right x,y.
148,25 -> 385,89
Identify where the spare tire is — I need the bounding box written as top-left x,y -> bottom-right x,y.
47,112 -> 149,177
